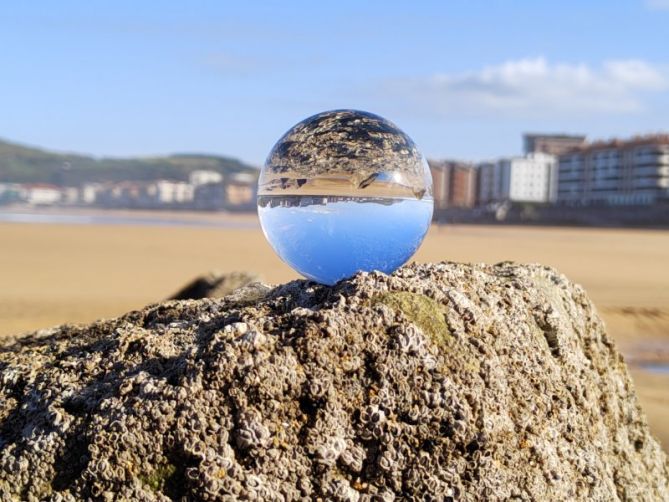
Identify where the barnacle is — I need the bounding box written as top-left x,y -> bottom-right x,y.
0,263 -> 666,501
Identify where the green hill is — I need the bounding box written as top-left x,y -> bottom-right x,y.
0,138 -> 257,186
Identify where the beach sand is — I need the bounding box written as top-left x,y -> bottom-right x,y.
1,214 -> 668,448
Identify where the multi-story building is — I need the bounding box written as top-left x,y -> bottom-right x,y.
557,135 -> 669,205
478,153 -> 557,204
428,160 -> 477,209
523,133 -> 587,156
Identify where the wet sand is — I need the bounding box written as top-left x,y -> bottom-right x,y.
1,215 -> 668,448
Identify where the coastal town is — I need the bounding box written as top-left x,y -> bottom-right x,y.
429,132 -> 669,209
430,132 -> 669,225
0,169 -> 257,212
1,132 -> 668,225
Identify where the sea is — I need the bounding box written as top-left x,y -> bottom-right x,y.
0,210 -> 258,229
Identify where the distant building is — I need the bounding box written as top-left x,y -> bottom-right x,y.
23,184 -> 62,205
60,187 -> 80,205
0,183 -> 22,205
80,183 -> 102,204
146,181 -> 195,205
557,134 -> 669,205
190,170 -> 223,186
524,133 -> 587,156
193,172 -> 258,211
94,180 -> 194,208
193,182 -> 225,210
225,172 -> 257,209
428,160 -> 477,209
96,182 -> 146,208
478,153 -> 557,204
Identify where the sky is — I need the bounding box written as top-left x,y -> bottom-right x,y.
1,1 -> 668,166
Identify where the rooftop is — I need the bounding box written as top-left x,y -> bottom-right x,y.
564,134 -> 669,154
524,133 -> 587,141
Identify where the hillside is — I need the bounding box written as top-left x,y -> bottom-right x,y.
0,138 -> 257,185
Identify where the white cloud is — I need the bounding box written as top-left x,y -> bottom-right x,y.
382,58 -> 668,119
646,0 -> 669,10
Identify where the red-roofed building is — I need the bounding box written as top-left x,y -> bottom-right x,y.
22,184 -> 62,205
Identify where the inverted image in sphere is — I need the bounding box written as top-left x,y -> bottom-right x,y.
258,110 -> 433,285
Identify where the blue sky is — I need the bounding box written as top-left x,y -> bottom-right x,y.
1,1 -> 668,165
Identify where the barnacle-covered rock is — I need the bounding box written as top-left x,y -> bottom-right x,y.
0,262 -> 668,501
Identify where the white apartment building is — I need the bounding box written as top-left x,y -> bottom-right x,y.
558,135 -> 669,205
478,153 -> 557,204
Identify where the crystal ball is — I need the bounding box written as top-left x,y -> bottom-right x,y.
258,109 -> 433,285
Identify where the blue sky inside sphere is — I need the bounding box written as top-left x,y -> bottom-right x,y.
258,197 -> 433,285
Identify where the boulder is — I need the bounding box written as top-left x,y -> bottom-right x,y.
0,262 -> 667,501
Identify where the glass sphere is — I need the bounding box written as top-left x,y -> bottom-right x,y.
258,109 -> 433,285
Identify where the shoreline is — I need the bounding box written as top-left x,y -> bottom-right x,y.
0,205 -> 260,228
3,205 -> 669,233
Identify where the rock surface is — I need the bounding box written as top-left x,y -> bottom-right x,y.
168,271 -> 261,301
0,262 -> 667,501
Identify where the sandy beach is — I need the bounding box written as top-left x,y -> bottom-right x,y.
1,211 -> 668,449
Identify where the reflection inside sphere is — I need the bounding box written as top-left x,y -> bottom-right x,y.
258,110 -> 433,285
